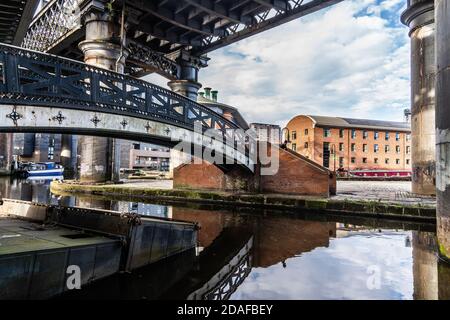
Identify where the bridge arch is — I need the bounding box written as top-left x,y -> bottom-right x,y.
0,43 -> 255,171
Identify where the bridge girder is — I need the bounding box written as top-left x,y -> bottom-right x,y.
0,105 -> 253,171
20,0 -> 342,79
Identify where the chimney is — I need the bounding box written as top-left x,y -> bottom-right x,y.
199,92 -> 205,98
204,87 -> 211,99
211,90 -> 218,102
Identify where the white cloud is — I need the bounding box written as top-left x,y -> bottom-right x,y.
146,0 -> 411,127
231,231 -> 414,300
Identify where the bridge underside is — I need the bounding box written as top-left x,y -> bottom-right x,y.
22,0 -> 343,78
0,0 -> 39,45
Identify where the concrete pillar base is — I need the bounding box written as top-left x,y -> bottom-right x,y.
78,136 -> 112,183
402,0 -> 436,196
437,215 -> 450,261
435,0 -> 450,263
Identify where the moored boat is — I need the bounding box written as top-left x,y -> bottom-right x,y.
25,162 -> 64,177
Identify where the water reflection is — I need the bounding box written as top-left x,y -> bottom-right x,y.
60,206 -> 450,300
1,178 -> 448,300
0,177 -> 60,204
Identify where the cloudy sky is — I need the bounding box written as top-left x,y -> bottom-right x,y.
231,231 -> 413,300
147,0 -> 410,127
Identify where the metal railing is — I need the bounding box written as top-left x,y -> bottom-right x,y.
0,43 -> 246,138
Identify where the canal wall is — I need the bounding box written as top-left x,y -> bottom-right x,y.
50,181 -> 436,223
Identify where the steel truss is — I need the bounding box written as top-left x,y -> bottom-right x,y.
21,0 -> 343,63
21,0 -> 183,79
21,0 -> 81,53
127,41 -> 180,79
194,0 -> 344,55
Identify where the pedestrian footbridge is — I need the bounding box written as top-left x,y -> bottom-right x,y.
0,43 -> 255,171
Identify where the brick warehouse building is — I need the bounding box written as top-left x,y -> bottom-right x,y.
286,115 -> 412,172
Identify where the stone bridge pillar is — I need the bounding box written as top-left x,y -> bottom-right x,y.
0,133 -> 12,175
435,0 -> 450,262
78,8 -> 128,183
60,135 -> 77,177
402,0 -> 436,195
412,231 -> 438,299
167,53 -> 205,177
168,52 -> 204,101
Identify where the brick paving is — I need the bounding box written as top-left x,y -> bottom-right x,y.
334,180 -> 436,207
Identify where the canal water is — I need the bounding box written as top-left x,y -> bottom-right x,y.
0,177 -> 449,300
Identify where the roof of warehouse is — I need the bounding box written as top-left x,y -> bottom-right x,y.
306,115 -> 411,132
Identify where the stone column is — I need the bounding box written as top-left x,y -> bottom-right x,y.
60,134 -> 76,176
401,0 -> 436,195
78,10 -> 128,183
167,55 -> 202,101
435,0 -> 450,262
167,54 -> 204,177
412,231 -> 438,300
0,133 -> 12,175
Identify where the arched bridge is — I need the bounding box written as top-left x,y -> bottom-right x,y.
0,43 -> 255,171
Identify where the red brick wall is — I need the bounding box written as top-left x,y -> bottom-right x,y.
174,147 -> 335,197
260,147 -> 333,196
174,161 -> 226,190
173,160 -> 257,192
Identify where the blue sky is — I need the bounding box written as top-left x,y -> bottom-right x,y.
147,0 -> 410,127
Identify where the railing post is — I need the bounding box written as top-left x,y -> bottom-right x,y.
90,70 -> 99,103
5,53 -> 19,93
